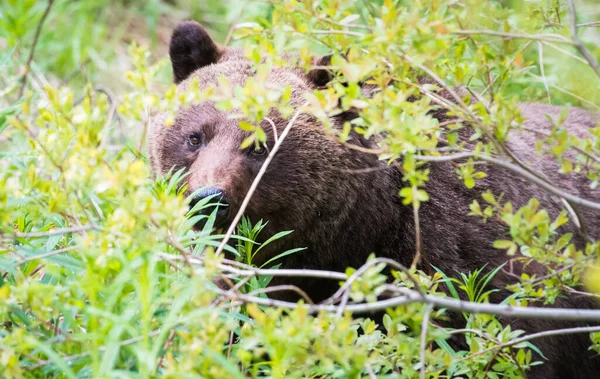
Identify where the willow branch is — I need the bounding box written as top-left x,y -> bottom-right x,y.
566,0 -> 600,78
18,0 -> 56,98
416,152 -> 600,211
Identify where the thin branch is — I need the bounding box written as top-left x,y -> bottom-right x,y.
156,329 -> 176,371
334,287 -> 351,320
526,263 -> 575,285
12,246 -> 78,267
398,53 -> 470,111
311,29 -> 365,37
512,325 -> 600,347
518,125 -> 600,164
537,42 -> 551,104
159,253 -> 348,281
335,165 -> 390,174
264,117 -> 279,141
577,21 -> 600,28
452,30 -> 573,45
290,7 -> 373,31
162,252 -> 600,321
224,3 -> 247,46
92,86 -> 124,149
415,152 -> 600,211
411,196 -> 422,269
365,363 -> 377,379
165,235 -> 195,278
420,304 -> 434,379
13,225 -> 99,238
215,109 -> 303,256
18,0 -> 56,98
462,325 -> 600,363
564,287 -> 600,299
248,285 -> 315,305
224,258 -> 343,280
325,257 -> 425,306
566,0 -> 600,78
217,285 -> 600,321
542,41 -> 588,64
219,263 -> 348,280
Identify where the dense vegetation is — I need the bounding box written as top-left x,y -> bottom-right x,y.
1,0 -> 600,377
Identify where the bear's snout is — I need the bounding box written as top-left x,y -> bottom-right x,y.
188,187 -> 231,229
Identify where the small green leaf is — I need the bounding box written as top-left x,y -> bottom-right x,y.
238,121 -> 255,132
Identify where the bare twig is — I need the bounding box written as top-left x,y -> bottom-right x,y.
160,252 -> 348,281
526,263 -> 575,285
326,257 -> 425,306
156,329 -> 176,371
527,73 -> 600,110
18,0 -> 56,98
311,29 -> 365,37
577,21 -> 600,28
334,289 -> 352,320
452,30 -> 573,45
399,53 -> 470,111
13,225 -> 99,238
248,285 -> 315,305
537,42 -> 551,104
415,152 -> 600,211
518,125 -> 600,164
162,252 -> 600,320
224,3 -> 247,46
566,0 -> 600,78
411,196 -> 422,269
215,109 -> 303,256
165,235 -> 195,278
420,304 -> 434,379
365,363 -> 377,379
93,86 -> 124,148
264,117 -> 279,141
461,325 -> 600,363
227,329 -> 235,358
564,287 -> 600,299
217,285 -> 600,321
12,246 -> 78,267
505,325 -> 600,348
542,41 -> 588,64
219,263 -> 348,281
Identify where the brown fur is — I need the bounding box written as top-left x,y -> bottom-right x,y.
149,21 -> 600,378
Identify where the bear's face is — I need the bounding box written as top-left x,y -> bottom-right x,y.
149,22 -> 380,264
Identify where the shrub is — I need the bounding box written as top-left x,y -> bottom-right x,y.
1,0 -> 599,377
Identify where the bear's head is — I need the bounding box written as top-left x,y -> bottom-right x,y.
149,21 -> 400,269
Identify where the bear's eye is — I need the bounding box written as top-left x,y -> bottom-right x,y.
188,134 -> 202,147
250,143 -> 267,156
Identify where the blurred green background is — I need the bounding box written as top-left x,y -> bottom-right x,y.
0,0 -> 272,94
1,0 -> 599,107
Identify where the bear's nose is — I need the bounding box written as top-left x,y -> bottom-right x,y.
188,187 -> 231,229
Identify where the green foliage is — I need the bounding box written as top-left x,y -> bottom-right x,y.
1,0 -> 600,377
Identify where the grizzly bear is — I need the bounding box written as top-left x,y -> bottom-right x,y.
149,21 -> 600,378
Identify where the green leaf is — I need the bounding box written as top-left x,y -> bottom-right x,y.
254,230 -> 294,254
255,126 -> 267,143
493,240 -> 514,250
238,121 -> 255,132
482,190 -> 495,204
240,135 -> 255,149
260,247 -> 306,268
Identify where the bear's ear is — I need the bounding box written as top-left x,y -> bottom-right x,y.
169,21 -> 223,84
307,55 -> 334,87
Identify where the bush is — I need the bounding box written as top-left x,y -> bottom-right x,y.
1,0 -> 599,377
